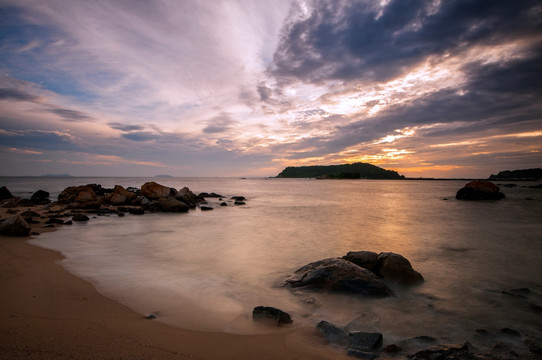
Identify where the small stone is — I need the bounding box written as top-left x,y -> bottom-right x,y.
346,348 -> 375,359
348,331 -> 382,352
252,306 -> 292,325
234,201 -> 246,205
145,313 -> 158,319
200,206 -> 213,211
72,213 -> 90,222
220,202 -> 228,206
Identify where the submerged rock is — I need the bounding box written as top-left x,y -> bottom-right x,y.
349,331 -> 383,352
316,320 -> 349,346
456,180 -> 505,200
0,215 -> 31,236
285,258 -> 393,296
157,198 -> 189,212
252,306 -> 292,325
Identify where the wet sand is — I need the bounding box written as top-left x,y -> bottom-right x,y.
0,207 -> 347,360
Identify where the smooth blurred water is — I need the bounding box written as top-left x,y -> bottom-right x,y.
4,177 -> 542,347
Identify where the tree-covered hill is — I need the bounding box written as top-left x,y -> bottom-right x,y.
276,163 -> 404,179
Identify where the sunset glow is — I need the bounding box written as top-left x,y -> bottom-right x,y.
1,0 -> 541,177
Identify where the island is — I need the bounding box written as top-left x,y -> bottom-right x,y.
488,168 -> 542,181
276,162 -> 404,179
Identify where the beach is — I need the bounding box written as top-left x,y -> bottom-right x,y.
0,207 -> 346,360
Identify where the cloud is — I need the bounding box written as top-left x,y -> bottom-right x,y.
121,132 -> 157,141
47,108 -> 92,121
270,0 -> 542,84
0,88 -> 40,102
108,122 -> 145,132
202,112 -> 238,134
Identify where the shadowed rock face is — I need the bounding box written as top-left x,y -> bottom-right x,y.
456,180 -> 505,200
0,215 -> 31,236
285,258 -> 393,297
252,306 -> 292,325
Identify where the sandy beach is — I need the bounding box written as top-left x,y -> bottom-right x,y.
0,208 -> 347,360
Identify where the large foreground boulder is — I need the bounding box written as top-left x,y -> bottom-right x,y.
0,215 -> 31,236
285,258 -> 393,296
141,181 -> 175,200
456,180 -> 505,200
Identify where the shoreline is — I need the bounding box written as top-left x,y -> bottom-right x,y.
0,207 -> 346,360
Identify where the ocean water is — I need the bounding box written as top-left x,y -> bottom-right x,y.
3,177 -> 542,348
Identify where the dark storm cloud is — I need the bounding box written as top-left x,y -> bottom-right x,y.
0,88 -> 40,101
121,131 -> 157,141
47,108 -> 92,121
271,0 -> 542,83
0,128 -> 81,151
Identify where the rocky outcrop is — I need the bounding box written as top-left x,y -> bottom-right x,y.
141,181 -> 175,200
175,187 -> 199,204
285,258 -> 393,296
252,306 -> 292,325
105,185 -> 136,205
0,215 -> 31,236
456,180 -> 505,200
316,320 -> 382,358
72,213 -> 90,222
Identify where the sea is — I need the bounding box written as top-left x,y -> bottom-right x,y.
2,176 -> 542,349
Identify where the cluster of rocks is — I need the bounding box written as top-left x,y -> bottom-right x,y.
284,251 -> 423,297
0,181 -> 247,237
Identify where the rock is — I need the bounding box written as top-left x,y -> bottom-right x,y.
349,331 -> 382,352
285,258 -> 393,296
145,313 -> 158,320
346,349 -> 376,359
316,320 -> 349,346
456,180 -> 505,200
128,207 -> 145,215
21,210 -> 40,219
343,251 -> 379,272
108,193 -> 127,205
501,327 -> 521,337
383,344 -> 402,353
252,306 -> 292,325
376,252 -> 424,284
408,342 -> 472,360
141,182 -> 175,200
30,190 -> 50,204
175,187 -> 198,204
231,196 -> 246,201
72,213 -> 90,222
157,198 -> 189,212
220,202 -> 228,206
234,201 -> 246,205
0,215 -> 31,236
198,192 -> 224,198
0,186 -> 14,200
200,206 -> 213,211
46,218 -> 65,225
63,220 -> 73,225
58,185 -> 97,204
106,185 -> 136,205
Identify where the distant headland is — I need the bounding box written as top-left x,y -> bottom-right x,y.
276,162 -> 404,179
40,174 -> 73,178
489,168 -> 542,181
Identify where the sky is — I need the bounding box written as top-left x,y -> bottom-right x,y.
0,0 -> 541,178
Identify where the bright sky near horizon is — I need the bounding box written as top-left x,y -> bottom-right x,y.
0,0 -> 541,177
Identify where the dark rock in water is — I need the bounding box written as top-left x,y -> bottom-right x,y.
175,187 -> 198,204
128,207 -> 145,215
501,327 -> 521,337
502,183 -> 517,188
21,210 -> 40,219
383,344 -> 402,353
316,320 -> 349,346
343,251 -> 379,272
349,331 -> 382,352
46,218 -> 65,225
408,343 -> 473,360
234,201 -> 246,205
157,198 -> 189,212
198,192 -> 224,198
0,186 -> 14,200
231,196 -> 246,201
252,306 -> 292,325
346,348 -> 376,359
145,313 -> 158,320
30,190 -> 50,204
285,258 -> 393,296
200,205 -> 213,211
63,220 -> 73,225
0,215 -> 31,236
455,180 -> 505,200
220,202 -> 228,206
377,252 -> 424,284
72,213 -> 90,222
140,181 -> 176,200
